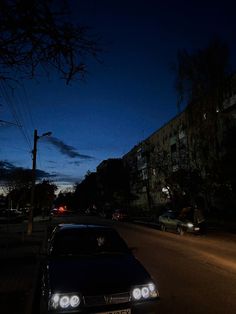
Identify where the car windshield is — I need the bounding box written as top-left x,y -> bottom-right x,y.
178,208 -> 194,221
51,228 -> 130,257
167,212 -> 177,219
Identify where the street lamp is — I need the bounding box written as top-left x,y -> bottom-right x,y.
27,129 -> 52,235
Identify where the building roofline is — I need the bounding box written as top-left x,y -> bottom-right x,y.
122,110 -> 184,158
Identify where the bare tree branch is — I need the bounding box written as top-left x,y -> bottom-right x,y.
0,0 -> 101,84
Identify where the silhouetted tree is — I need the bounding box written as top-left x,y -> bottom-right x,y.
54,188 -> 76,211
0,0 -> 100,85
174,39 -> 235,214
96,159 -> 130,209
175,39 -> 230,108
6,186 -> 30,209
74,172 -> 98,210
215,125 -> 236,216
35,180 -> 57,214
3,168 -> 32,195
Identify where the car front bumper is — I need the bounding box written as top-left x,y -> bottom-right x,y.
47,299 -> 159,314
185,225 -> 200,233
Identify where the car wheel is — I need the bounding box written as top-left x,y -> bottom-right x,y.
39,285 -> 48,314
160,223 -> 166,231
33,276 -> 46,314
39,295 -> 46,314
177,225 -> 184,235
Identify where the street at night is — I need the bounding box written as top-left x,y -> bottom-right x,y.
49,215 -> 236,314
1,1 -> 236,314
117,222 -> 236,314
1,215 -> 236,314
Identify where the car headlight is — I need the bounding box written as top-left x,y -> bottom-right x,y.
50,293 -> 81,310
187,222 -> 194,228
59,296 -> 70,308
131,283 -> 159,301
132,288 -> 142,300
70,295 -> 80,307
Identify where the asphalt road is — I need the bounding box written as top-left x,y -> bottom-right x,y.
50,215 -> 236,314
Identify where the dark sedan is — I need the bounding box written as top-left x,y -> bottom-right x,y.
159,210 -> 200,235
39,224 -> 159,314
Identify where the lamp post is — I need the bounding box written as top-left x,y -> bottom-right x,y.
27,129 -> 52,235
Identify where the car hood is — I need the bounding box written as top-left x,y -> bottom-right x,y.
47,254 -> 151,295
159,216 -> 194,223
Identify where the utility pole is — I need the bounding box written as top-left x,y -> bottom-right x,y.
27,129 -> 52,235
27,129 -> 38,235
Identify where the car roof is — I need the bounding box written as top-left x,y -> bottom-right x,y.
161,210 -> 176,214
56,223 -> 114,231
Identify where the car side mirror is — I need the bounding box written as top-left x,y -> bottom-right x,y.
129,246 -> 138,254
39,245 -> 48,257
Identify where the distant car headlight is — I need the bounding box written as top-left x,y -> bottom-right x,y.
187,222 -> 194,228
131,282 -> 159,301
50,293 -> 81,310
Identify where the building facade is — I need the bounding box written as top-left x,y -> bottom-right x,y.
123,78 -> 236,214
123,111 -> 188,211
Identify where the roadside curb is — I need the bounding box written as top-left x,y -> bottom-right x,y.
24,222 -> 49,314
25,260 -> 40,314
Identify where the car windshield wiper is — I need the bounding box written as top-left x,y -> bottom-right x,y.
93,250 -> 128,255
52,250 -> 130,257
53,252 -> 94,257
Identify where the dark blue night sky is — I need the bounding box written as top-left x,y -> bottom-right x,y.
1,0 -> 236,191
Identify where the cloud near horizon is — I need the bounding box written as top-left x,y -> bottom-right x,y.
0,160 -> 53,180
45,137 -> 94,159
0,160 -> 82,189
51,172 -> 82,185
69,161 -> 81,166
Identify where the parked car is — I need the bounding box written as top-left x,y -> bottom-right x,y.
112,209 -> 130,221
50,207 -> 72,217
39,224 -> 159,314
0,208 -> 25,222
158,210 -> 200,235
99,208 -> 113,219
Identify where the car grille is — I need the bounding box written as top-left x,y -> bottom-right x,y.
84,292 -> 131,307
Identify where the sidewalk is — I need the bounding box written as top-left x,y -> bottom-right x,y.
0,218 -> 49,314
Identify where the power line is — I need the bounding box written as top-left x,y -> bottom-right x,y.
22,82 -> 35,130
0,82 -> 48,173
0,81 -> 32,151
14,83 -> 45,171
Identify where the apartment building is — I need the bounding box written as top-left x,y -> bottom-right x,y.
123,111 -> 188,210
123,77 -> 236,212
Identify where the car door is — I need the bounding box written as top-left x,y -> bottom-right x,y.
162,213 -> 173,229
167,212 -> 178,230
